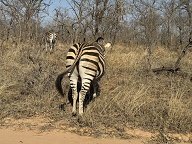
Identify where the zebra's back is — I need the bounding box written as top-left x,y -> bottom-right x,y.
66,43 -> 86,69
79,42 -> 105,80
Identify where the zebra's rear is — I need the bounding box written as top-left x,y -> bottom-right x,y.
56,37 -> 111,116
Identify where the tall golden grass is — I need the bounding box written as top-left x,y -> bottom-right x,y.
1,41 -> 192,137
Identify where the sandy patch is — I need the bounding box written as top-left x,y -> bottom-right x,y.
0,117 -> 191,144
0,128 -> 144,144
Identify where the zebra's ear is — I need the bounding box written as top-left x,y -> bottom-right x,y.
96,37 -> 104,45
104,43 -> 111,48
96,37 -> 104,43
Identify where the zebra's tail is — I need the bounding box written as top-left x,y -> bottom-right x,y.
55,47 -> 83,96
55,70 -> 70,96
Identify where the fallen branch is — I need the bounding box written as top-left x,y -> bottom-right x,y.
152,40 -> 192,73
152,66 -> 179,73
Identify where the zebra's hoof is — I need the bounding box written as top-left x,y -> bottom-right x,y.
72,112 -> 77,117
78,115 -> 83,123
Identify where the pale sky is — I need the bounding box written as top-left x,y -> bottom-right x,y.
43,0 -> 71,23
47,0 -> 70,13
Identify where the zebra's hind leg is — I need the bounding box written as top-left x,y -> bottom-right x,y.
45,42 -> 48,52
93,85 -> 97,99
79,81 -> 90,116
93,82 -> 99,99
50,46 -> 53,54
69,73 -> 79,116
50,41 -> 53,53
79,89 -> 87,116
71,88 -> 78,116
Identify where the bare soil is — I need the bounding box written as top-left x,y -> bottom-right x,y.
0,117 -> 145,144
0,117 -> 191,144
0,128 -> 144,144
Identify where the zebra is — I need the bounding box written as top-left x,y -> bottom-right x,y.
45,30 -> 57,53
56,37 -> 111,116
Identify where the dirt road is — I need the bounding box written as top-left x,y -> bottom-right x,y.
0,128 -> 144,144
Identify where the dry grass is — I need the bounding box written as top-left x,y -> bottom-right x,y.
1,41 -> 192,142
81,45 -> 192,132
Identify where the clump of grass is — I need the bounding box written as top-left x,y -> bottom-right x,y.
0,41 -> 68,121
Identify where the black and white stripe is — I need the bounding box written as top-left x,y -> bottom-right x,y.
45,30 -> 57,53
56,37 -> 111,116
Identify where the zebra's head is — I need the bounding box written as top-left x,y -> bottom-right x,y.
95,37 -> 111,54
95,37 -> 111,48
